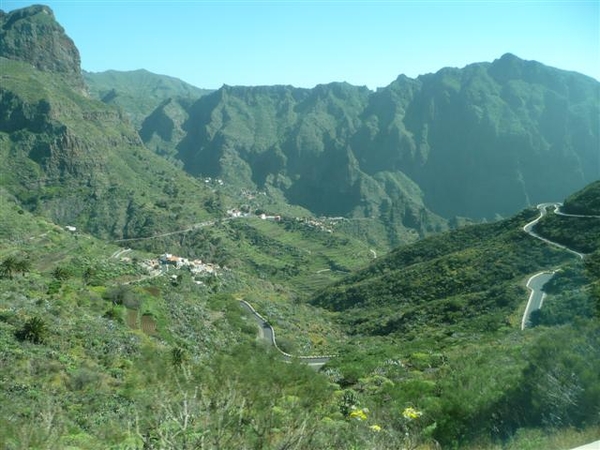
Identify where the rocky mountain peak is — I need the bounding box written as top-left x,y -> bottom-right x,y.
0,4 -> 83,89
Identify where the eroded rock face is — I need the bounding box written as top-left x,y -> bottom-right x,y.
0,5 -> 84,89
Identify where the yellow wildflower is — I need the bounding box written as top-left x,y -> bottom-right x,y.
369,424 -> 382,432
349,407 -> 368,421
402,407 -> 422,420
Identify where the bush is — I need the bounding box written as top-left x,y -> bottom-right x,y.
104,307 -> 122,322
15,316 -> 47,344
104,285 -> 140,309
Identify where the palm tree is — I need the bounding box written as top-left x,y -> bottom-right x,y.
14,257 -> 31,276
83,266 -> 95,285
0,256 -> 18,279
16,316 -> 47,344
52,266 -> 70,281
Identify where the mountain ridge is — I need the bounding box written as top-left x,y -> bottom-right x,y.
134,52 -> 600,224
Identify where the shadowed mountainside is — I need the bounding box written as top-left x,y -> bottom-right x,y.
139,54 -> 599,222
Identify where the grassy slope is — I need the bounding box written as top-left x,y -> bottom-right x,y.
84,69 -> 212,128
2,179 -> 599,449
1,17 -> 598,445
531,181 -> 600,325
308,187 -> 600,447
562,179 -> 600,215
0,200 -> 324,448
312,209 -> 573,335
2,57 -> 409,361
2,143 -> 599,449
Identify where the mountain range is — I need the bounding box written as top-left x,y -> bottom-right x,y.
1,5 -> 599,449
138,53 -> 599,224
3,4 -> 599,243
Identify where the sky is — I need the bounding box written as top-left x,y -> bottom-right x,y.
1,0 -> 599,90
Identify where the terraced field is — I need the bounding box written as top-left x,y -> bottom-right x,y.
234,218 -> 384,294
141,314 -> 157,335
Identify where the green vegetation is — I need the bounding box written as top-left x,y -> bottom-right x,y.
312,210 -> 572,333
0,191 -> 421,450
84,69 -> 212,128
308,201 -> 599,448
562,180 -> 600,215
1,5 -> 599,449
142,54 -> 599,224
0,56 -> 219,241
532,186 -> 600,255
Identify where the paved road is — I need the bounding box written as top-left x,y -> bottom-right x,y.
522,203 -> 585,259
520,202 -> 597,328
555,204 -> 600,219
521,271 -> 555,330
113,220 -> 219,243
569,440 -> 600,450
239,300 -> 333,369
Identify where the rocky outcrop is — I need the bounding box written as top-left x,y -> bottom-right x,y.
0,5 -> 84,89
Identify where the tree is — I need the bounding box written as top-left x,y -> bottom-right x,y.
14,257 -> 31,276
0,256 -> 18,279
52,266 -> 70,281
83,266 -> 95,285
171,347 -> 188,368
105,284 -> 140,308
16,316 -> 47,344
0,256 -> 31,279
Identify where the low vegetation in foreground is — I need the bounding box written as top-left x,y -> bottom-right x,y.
2,183 -> 599,449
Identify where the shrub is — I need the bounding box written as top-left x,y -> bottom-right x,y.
15,316 -> 47,344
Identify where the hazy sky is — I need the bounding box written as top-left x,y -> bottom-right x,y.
2,0 -> 599,89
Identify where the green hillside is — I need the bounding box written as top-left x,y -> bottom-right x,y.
0,55 -> 396,320
308,182 -> 600,447
312,210 -> 566,329
84,69 -> 212,128
562,180 -> 600,215
4,179 -> 598,449
0,58 -> 221,241
171,83 -> 447,240
1,5 -> 599,449
0,190 -> 339,449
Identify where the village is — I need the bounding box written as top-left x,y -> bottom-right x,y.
135,252 -> 222,286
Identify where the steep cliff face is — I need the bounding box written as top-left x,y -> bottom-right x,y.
148,54 -> 598,222
389,54 -> 599,218
0,5 -> 84,90
173,82 -> 444,234
0,7 -> 213,239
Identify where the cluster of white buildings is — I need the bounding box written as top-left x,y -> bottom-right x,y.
203,177 -> 224,186
226,209 -> 281,221
295,217 -> 334,233
157,253 -> 220,275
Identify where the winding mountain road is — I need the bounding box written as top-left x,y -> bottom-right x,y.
521,271 -> 556,330
522,203 -> 585,259
521,202 -> 597,328
239,300 -> 334,369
